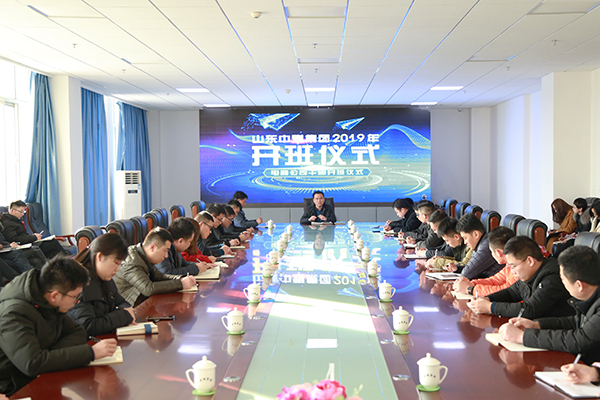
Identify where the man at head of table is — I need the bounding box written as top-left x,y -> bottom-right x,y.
300,191 -> 337,224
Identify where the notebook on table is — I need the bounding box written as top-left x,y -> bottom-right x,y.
89,346 -> 123,366
116,322 -> 158,336
425,272 -> 462,281
485,333 -> 548,352
535,371 -> 600,398
194,265 -> 221,280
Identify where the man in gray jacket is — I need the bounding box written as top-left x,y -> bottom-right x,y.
114,228 -> 197,307
499,245 -> 600,364
0,257 -> 116,396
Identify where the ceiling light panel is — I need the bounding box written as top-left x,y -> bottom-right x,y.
286,6 -> 346,18
529,1 -> 600,15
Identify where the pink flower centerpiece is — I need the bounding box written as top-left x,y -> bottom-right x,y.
277,379 -> 362,400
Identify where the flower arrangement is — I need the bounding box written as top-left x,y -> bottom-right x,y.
277,379 -> 363,400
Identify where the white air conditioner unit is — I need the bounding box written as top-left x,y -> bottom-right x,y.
114,170 -> 142,219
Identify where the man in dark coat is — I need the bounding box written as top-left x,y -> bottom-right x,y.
0,257 -> 117,396
0,200 -> 65,259
499,246 -> 600,365
468,235 -> 574,319
300,191 -> 337,224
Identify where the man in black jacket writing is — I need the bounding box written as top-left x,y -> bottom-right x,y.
499,245 -> 600,364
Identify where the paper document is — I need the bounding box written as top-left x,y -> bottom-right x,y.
404,253 -> 427,259
179,286 -> 199,293
217,254 -> 235,260
230,246 -> 246,250
0,243 -> 32,253
485,333 -> 548,352
89,346 -> 123,366
116,322 -> 158,336
34,235 -> 56,242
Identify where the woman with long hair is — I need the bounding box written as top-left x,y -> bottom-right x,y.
67,233 -> 135,335
546,198 -> 578,252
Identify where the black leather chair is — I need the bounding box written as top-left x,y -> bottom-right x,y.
445,199 -> 458,218
481,210 -> 502,233
500,214 -> 525,233
25,202 -> 76,254
465,204 -> 483,219
516,219 -> 548,247
0,206 -> 7,214
130,216 -> 149,244
152,208 -> 169,228
303,197 -> 335,212
106,219 -> 137,247
575,232 -> 600,254
190,201 -> 206,217
170,205 -> 185,221
75,225 -> 104,253
455,202 -> 470,220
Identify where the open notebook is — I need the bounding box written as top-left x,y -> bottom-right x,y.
451,291 -> 474,300
485,333 -> 548,352
89,346 -> 123,366
535,371 -> 600,398
194,265 -> 221,280
425,272 -> 462,281
116,322 -> 158,336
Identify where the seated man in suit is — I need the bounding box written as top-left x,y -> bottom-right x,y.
0,257 -> 117,396
0,200 -> 65,259
499,245 -> 600,364
300,191 -> 337,224
114,228 -> 197,307
232,191 -> 263,229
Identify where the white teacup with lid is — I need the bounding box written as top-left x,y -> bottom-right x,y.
379,280 -> 395,300
350,225 -> 357,233
286,225 -> 293,235
348,220 -> 354,227
262,261 -> 275,277
392,306 -> 414,332
221,307 -> 244,333
362,247 -> 371,260
185,355 -> 216,394
269,250 -> 279,264
243,283 -> 261,302
417,353 -> 448,390
367,260 -> 380,276
356,239 -> 364,250
353,231 -> 361,241
267,219 -> 274,228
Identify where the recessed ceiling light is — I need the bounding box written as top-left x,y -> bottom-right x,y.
430,86 -> 463,91
308,103 -> 333,107
203,104 -> 230,108
177,88 -> 210,93
305,87 -> 335,92
411,102 -> 437,106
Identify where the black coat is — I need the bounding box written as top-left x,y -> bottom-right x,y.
300,203 -> 337,224
523,287 -> 600,364
155,244 -> 199,276
67,273 -> 134,336
488,257 -> 575,319
0,269 -> 92,396
0,213 -> 37,244
390,208 -> 421,233
457,233 -> 502,280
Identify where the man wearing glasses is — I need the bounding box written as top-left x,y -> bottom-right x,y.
468,235 -> 575,319
0,257 -> 117,396
1,200 -> 66,259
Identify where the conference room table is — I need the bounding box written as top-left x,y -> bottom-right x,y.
11,223 -> 577,400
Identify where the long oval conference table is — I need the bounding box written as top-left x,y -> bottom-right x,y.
11,223 -> 576,400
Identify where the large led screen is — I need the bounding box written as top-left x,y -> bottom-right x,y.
199,108 -> 430,204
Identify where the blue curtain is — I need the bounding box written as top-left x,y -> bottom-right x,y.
81,88 -> 108,225
25,73 -> 61,234
117,102 -> 151,213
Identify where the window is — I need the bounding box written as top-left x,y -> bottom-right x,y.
0,60 -> 33,205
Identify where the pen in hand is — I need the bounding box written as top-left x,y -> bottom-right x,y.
88,336 -> 102,343
516,308 -> 524,322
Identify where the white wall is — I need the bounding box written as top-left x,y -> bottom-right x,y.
431,109 -> 471,205
148,111 -> 201,215
50,75 -> 84,234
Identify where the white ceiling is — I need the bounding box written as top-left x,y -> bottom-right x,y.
1,0 -> 599,110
